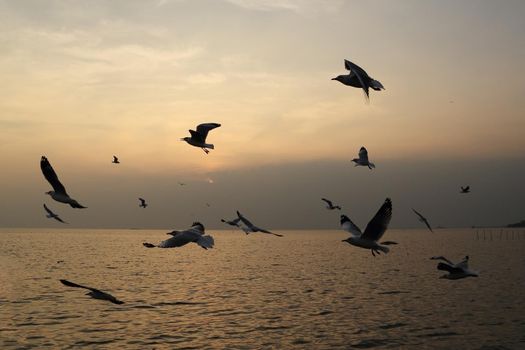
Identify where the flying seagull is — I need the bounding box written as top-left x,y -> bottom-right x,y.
412,208 -> 433,232
60,279 -> 124,304
112,155 -> 120,164
460,186 -> 470,193
340,198 -> 393,256
40,156 -> 87,208
332,59 -> 384,101
221,218 -> 241,227
321,198 -> 341,210
43,204 -> 67,224
431,256 -> 479,279
139,198 -> 148,208
352,147 -> 375,169
181,123 -> 221,154
143,222 -> 214,249
236,211 -> 283,237
178,182 -> 186,186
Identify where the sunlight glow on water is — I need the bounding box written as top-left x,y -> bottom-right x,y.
1,228 -> 525,349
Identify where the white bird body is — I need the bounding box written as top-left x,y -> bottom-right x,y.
341,198 -> 392,256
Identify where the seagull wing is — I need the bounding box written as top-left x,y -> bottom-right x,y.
341,215 -> 362,237
358,147 -> 369,162
196,123 -> 221,141
196,235 -> 214,249
236,211 -> 256,230
158,230 -> 196,248
412,208 -> 433,232
344,60 -> 371,100
361,198 -> 392,241
43,204 -> 54,215
40,156 -> 67,195
258,227 -> 283,237
53,216 -> 67,224
60,279 -> 99,293
437,262 -> 464,274
321,198 -> 332,206
430,256 -> 455,265
139,198 -> 146,205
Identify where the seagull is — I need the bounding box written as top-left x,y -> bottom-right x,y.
138,198 -> 148,208
340,198 -> 393,256
332,59 -> 384,101
352,147 -> 375,169
178,182 -> 186,186
412,208 -> 433,232
321,198 -> 341,210
236,211 -> 283,237
43,204 -> 67,224
112,155 -> 120,164
143,222 -> 214,249
430,256 -> 479,279
221,218 -> 241,227
460,186 -> 470,193
60,279 -> 124,304
181,123 -> 221,154
40,156 -> 87,208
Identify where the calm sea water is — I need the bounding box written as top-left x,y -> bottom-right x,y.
1,228 -> 524,349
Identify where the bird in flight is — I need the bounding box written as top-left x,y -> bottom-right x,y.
60,279 -> 124,304
332,59 -> 384,101
40,156 -> 87,208
43,204 -> 67,224
430,256 -> 479,279
352,147 -> 375,169
143,222 -> 214,249
181,123 -> 221,154
236,211 -> 283,237
460,186 -> 470,193
340,198 -> 393,256
321,198 -> 341,210
112,156 -> 120,164
138,198 -> 148,208
412,208 -> 433,232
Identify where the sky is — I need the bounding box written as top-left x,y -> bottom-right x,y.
0,0 -> 524,229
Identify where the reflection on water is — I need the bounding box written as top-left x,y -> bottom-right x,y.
1,228 -> 524,349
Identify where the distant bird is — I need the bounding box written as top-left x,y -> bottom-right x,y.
43,204 -> 67,224
181,123 -> 221,154
412,208 -> 433,232
138,198 -> 148,208
431,256 -> 479,279
60,279 -> 124,304
178,182 -> 186,186
460,186 -> 470,193
352,147 -> 375,169
143,222 -> 214,249
321,198 -> 341,210
40,156 -> 87,208
340,198 -> 393,256
332,59 -> 384,101
221,218 -> 241,227
112,155 -> 120,164
236,211 -> 283,237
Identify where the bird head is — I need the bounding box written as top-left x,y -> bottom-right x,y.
45,191 -> 54,196
331,75 -> 343,82
181,137 -> 190,142
340,215 -> 350,225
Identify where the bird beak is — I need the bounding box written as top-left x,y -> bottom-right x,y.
331,77 -> 337,80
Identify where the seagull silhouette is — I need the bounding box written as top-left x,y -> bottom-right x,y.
352,147 -> 375,169
341,198 -> 393,256
60,279 -> 124,304
460,186 -> 470,193
431,256 -> 479,279
236,211 -> 283,237
138,198 -> 148,208
143,222 -> 214,249
181,123 -> 221,154
112,155 -> 120,164
40,156 -> 87,208
43,204 -> 67,224
332,59 -> 384,101
321,198 -> 341,210
412,208 -> 433,232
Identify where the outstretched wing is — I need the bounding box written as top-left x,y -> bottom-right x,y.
196,235 -> 214,249
40,156 -> 67,195
344,60 -> 371,100
437,262 -> 464,274
60,279 -> 98,293
358,147 -> 369,162
221,218 -> 241,226
321,198 -> 332,206
236,211 -> 255,230
196,123 -> 221,141
340,215 -> 362,237
43,203 -> 54,215
361,198 -> 392,241
430,256 -> 455,265
257,227 -> 282,237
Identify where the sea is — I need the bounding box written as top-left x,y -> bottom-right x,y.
1,228 -> 524,349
